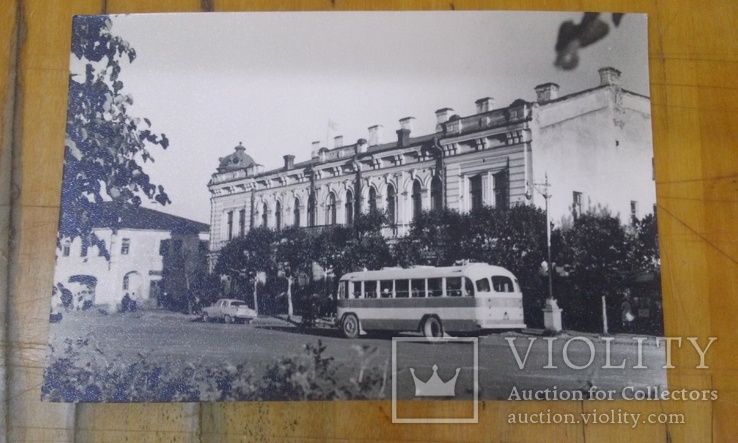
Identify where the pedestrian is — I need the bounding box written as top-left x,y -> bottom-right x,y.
58,283 -> 73,311
621,292 -> 635,333
121,292 -> 136,312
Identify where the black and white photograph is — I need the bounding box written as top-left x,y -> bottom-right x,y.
44,11 -> 665,403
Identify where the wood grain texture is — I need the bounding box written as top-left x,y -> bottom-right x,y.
2,0 -> 736,441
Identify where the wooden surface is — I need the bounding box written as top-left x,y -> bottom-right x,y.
1,0 -> 736,441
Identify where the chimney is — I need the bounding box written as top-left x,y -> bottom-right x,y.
368,125 -> 383,146
435,108 -> 454,132
397,117 -> 415,147
311,141 -> 320,159
534,83 -> 560,103
356,138 -> 368,154
598,67 -> 622,86
475,97 -> 495,113
399,116 -> 415,131
283,154 -> 295,170
333,135 -> 343,149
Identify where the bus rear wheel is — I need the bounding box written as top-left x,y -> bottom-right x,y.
422,316 -> 444,339
342,314 -> 360,339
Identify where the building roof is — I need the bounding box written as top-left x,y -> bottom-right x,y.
217,142 -> 258,173
91,202 -> 209,234
210,67 -> 650,184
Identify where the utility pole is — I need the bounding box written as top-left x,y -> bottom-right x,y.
533,173 -> 553,301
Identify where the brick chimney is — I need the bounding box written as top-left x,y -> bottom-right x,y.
598,67 -> 622,86
333,135 -> 343,149
435,108 -> 454,132
397,117 -> 415,147
283,154 -> 295,170
534,83 -> 560,103
475,97 -> 495,113
368,125 -> 383,146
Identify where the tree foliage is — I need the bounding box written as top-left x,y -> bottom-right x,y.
61,16 -> 170,251
560,210 -> 630,301
393,208 -> 467,267
214,228 -> 276,279
314,210 -> 392,281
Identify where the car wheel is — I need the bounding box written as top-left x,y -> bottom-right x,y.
224,315 -> 233,324
202,312 -> 209,322
341,314 -> 360,339
422,316 -> 444,339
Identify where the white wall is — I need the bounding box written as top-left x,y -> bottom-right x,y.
530,88 -> 656,225
53,228 -> 176,309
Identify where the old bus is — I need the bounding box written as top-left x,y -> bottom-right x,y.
335,263 -> 526,338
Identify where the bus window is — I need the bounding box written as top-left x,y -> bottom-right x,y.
411,279 -> 425,297
447,277 -> 462,297
464,277 -> 475,297
476,278 -> 491,293
352,281 -> 362,299
380,280 -> 394,298
395,279 -> 409,298
428,278 -> 443,297
492,276 -> 514,293
365,280 -> 377,298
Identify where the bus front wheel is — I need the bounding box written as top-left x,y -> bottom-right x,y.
422,316 -> 444,339
341,314 -> 360,339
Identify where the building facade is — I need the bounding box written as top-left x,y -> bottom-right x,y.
207,67 -> 655,266
53,203 -> 209,310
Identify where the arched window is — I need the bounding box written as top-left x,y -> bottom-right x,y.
326,192 -> 337,225
275,201 -> 282,230
368,187 -> 377,212
412,180 -> 422,220
308,194 -> 316,227
262,202 -> 269,227
293,198 -> 301,227
431,175 -> 443,211
386,184 -> 396,224
122,274 -> 129,290
345,190 -> 354,225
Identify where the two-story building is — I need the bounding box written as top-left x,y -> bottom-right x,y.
207,67 -> 655,267
53,203 -> 209,310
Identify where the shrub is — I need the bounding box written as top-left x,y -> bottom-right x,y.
42,335 -> 387,402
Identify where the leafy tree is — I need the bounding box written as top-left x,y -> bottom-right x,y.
314,210 -> 392,296
214,228 -> 276,311
626,213 -> 660,274
393,208 -> 467,267
461,205 -> 548,292
348,210 -> 392,271
61,16 -> 170,254
313,226 -> 355,285
559,209 -> 630,333
275,227 -> 317,317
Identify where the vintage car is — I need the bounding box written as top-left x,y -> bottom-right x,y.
201,298 -> 257,324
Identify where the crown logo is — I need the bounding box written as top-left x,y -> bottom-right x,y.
409,364 -> 460,397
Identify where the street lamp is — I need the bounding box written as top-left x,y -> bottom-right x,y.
528,173 -> 554,301
527,173 -> 562,334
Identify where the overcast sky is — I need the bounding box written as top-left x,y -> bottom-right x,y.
75,11 -> 650,224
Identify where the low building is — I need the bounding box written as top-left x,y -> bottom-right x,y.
207,67 -> 655,266
53,203 -> 209,310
